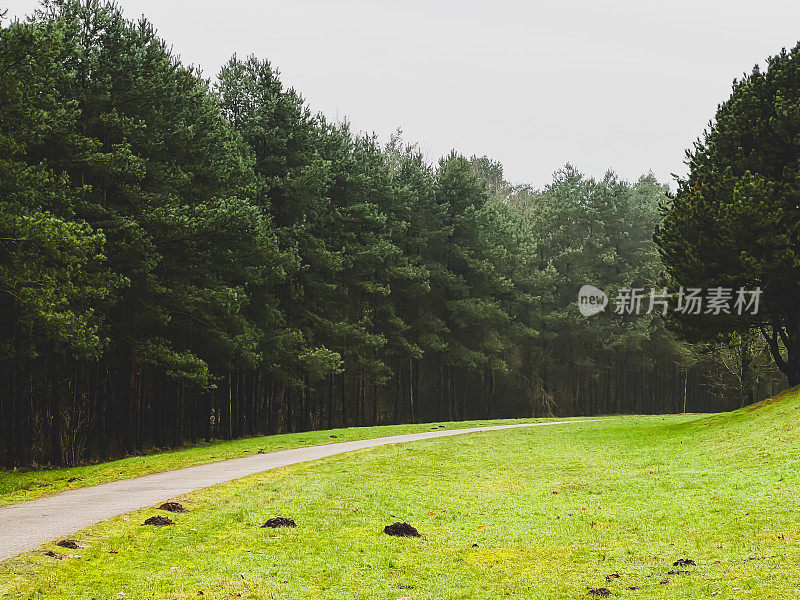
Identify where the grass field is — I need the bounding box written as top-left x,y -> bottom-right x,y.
0,418 -> 543,507
2,391 -> 800,599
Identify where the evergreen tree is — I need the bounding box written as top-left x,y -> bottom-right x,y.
656,43 -> 800,385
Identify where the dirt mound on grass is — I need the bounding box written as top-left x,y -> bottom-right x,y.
261,517 -> 296,528
44,551 -> 62,559
159,502 -> 187,513
588,588 -> 611,597
143,515 -> 174,526
384,522 -> 421,538
673,558 -> 696,567
56,540 -> 78,549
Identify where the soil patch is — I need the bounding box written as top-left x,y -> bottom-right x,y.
56,540 -> 78,549
44,551 -> 62,559
384,522 -> 421,538
143,515 -> 174,526
673,559 -> 696,567
261,517 -> 297,528
588,588 -> 611,597
159,502 -> 187,513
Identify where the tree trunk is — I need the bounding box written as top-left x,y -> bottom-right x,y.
408,359 -> 415,423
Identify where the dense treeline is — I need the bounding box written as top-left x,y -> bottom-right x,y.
0,1 -> 784,467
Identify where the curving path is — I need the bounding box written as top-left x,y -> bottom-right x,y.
0,420 -> 594,562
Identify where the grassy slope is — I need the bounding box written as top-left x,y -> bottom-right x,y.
2,393 -> 800,599
0,418 -> 544,507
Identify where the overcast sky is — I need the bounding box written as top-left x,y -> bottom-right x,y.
5,1 -> 800,188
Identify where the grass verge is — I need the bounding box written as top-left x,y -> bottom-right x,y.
0,418 -> 546,507
3,393 -> 800,598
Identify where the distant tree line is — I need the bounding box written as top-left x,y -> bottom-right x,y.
0,1 -> 783,467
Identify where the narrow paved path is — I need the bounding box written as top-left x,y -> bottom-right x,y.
0,420 -> 594,562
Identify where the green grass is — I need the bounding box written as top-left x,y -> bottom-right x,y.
3,392 -> 800,599
0,418 -> 545,507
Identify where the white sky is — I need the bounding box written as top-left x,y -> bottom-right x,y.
5,0 -> 800,188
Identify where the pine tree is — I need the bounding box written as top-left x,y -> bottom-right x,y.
656,43 -> 800,385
